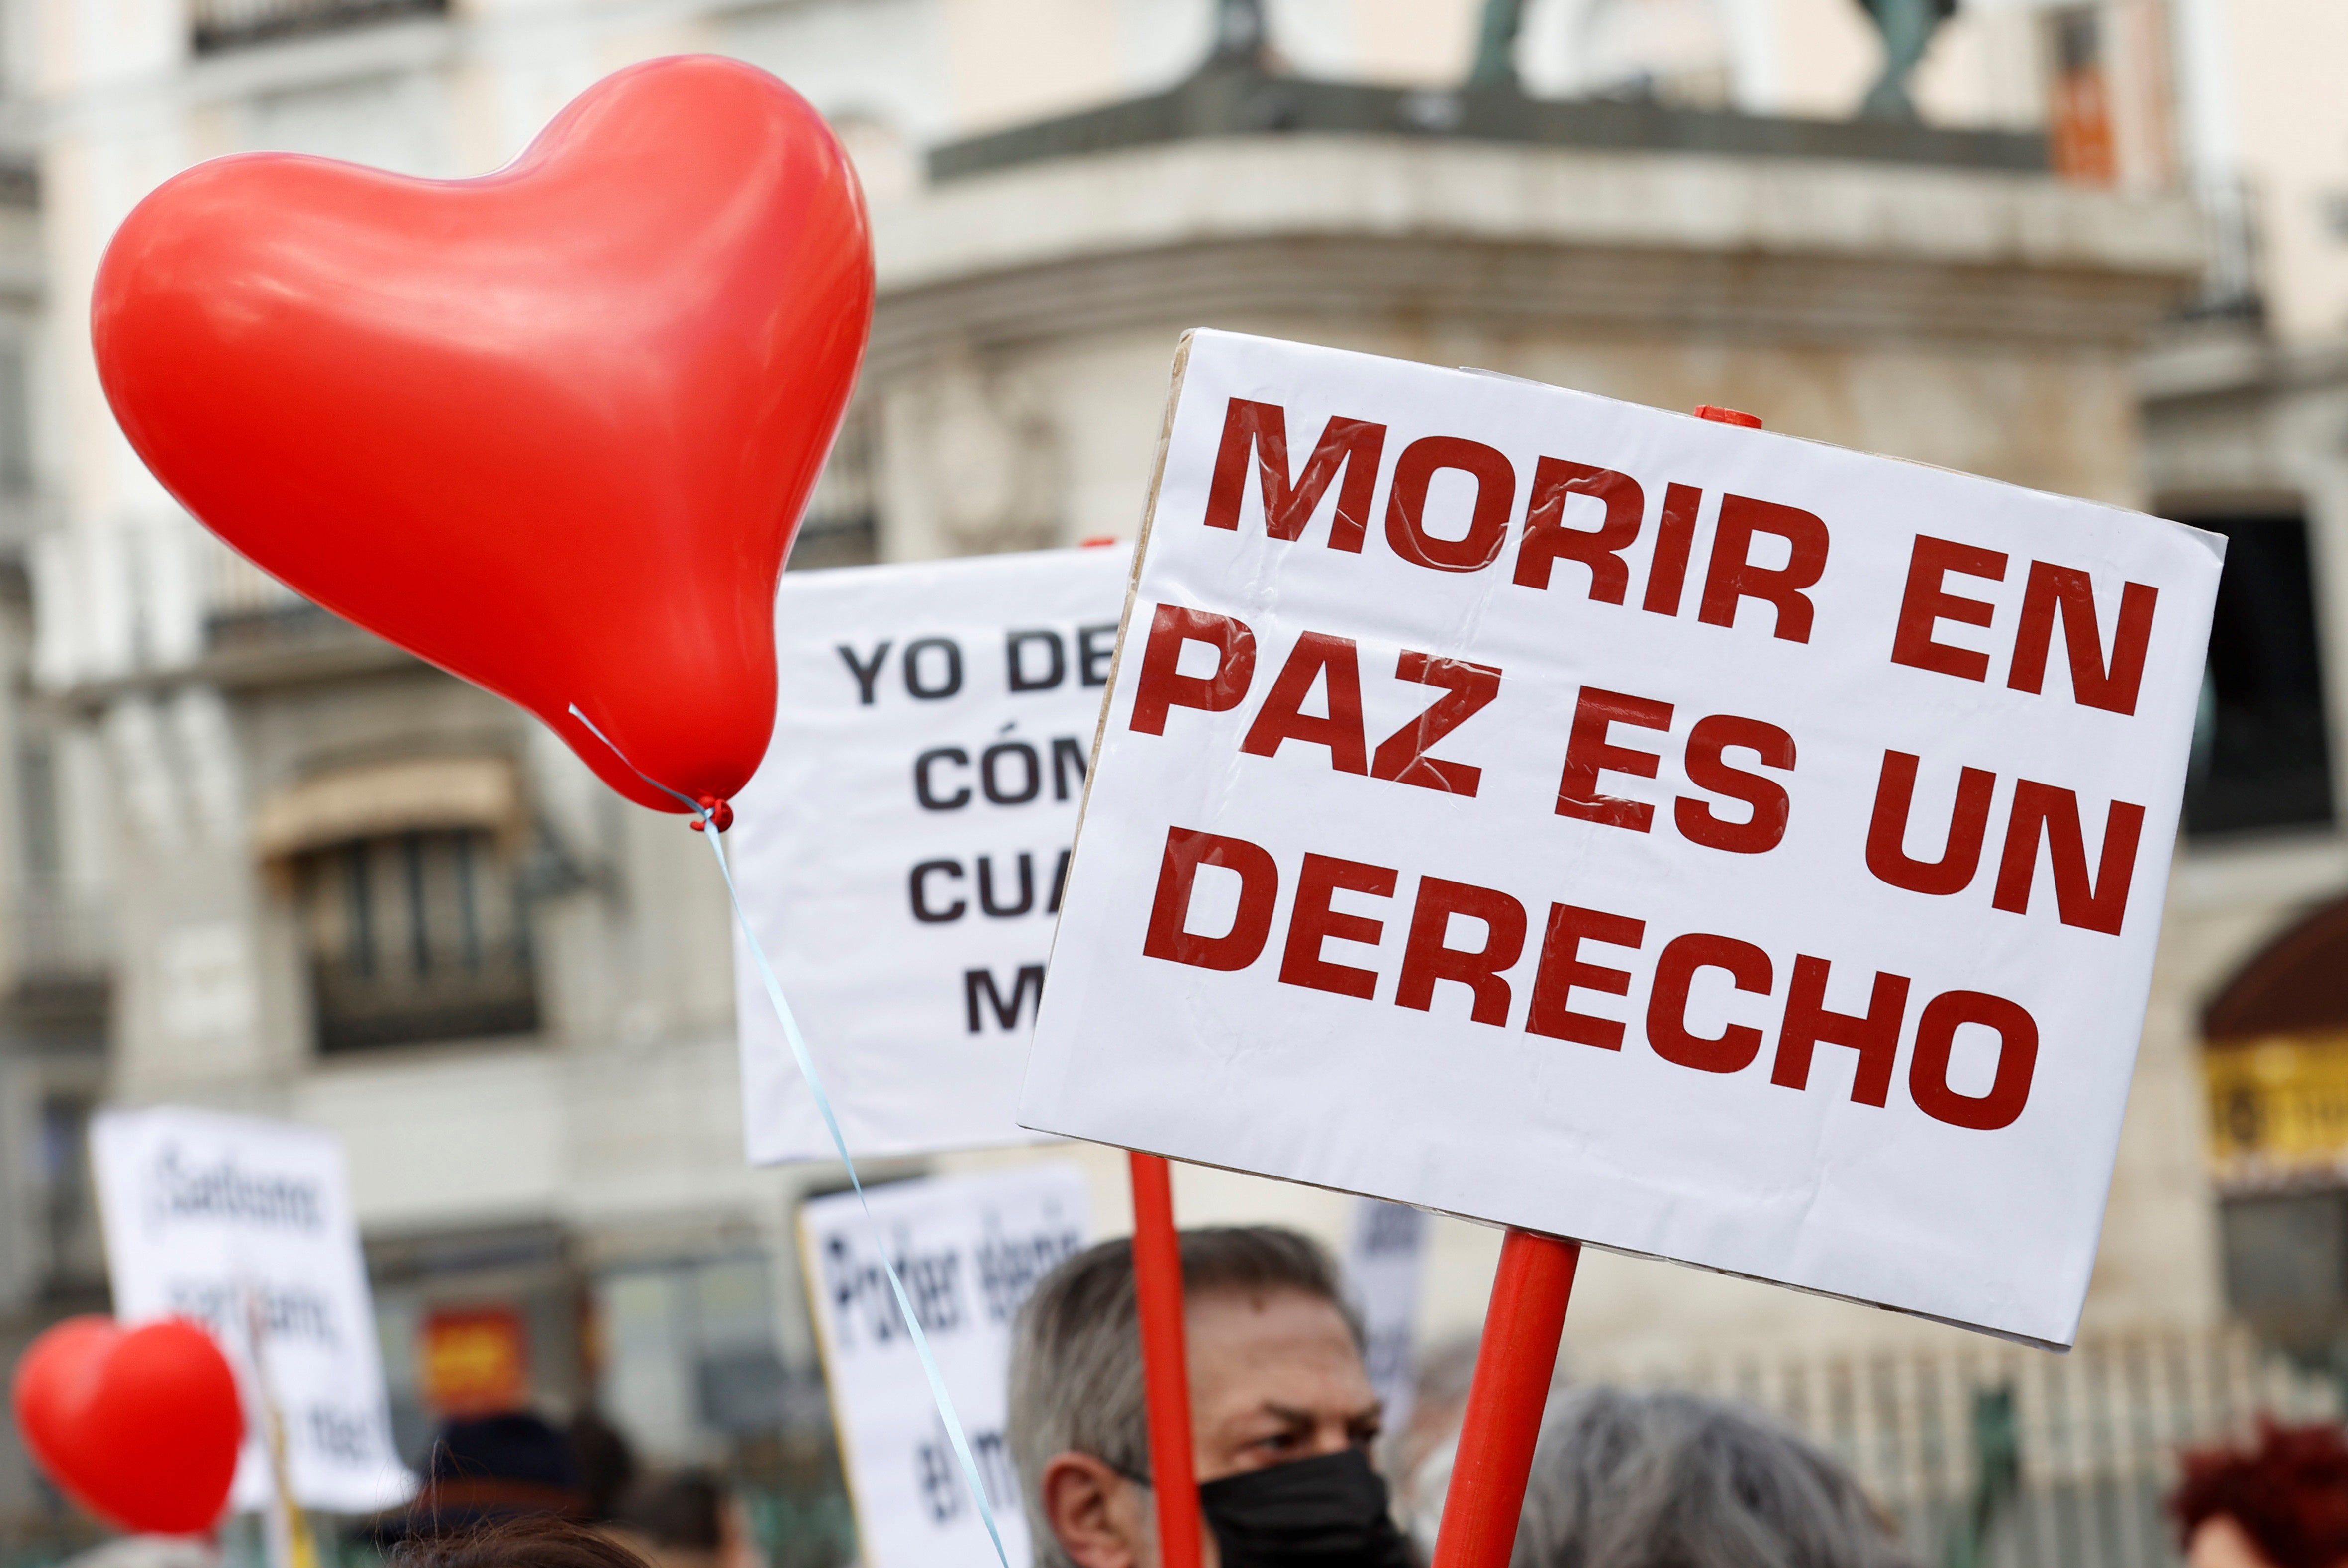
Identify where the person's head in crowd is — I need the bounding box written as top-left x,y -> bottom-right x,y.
1007,1225 -> 1412,1568
612,1470 -> 765,1568
2171,1420 -> 2348,1568
1508,1386 -> 1916,1568
376,1413 -> 587,1542
387,1516 -> 648,1568
566,1407 -> 638,1525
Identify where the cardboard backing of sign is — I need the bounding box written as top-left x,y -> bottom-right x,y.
1021,330 -> 2223,1350
732,549 -> 1126,1162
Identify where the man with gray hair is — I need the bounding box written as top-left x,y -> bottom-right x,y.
1006,1225 -> 1414,1568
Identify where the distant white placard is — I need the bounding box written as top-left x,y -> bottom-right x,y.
732,548 -> 1126,1162
91,1106 -> 411,1513
1022,329 -> 2225,1349
800,1164 -> 1091,1568
1344,1199 -> 1424,1435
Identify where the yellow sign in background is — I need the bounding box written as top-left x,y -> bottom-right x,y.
2205,1031 -> 2348,1185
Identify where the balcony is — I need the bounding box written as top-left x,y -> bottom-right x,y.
298,825 -> 540,1053
2183,175 -> 2265,325
190,534 -> 410,691
203,543 -> 333,650
191,0 -> 446,52
313,940 -> 539,1054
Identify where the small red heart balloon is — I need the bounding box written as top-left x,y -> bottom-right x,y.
13,1316 -> 244,1534
92,55 -> 873,813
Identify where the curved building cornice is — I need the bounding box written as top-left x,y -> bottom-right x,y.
869,134 -> 2204,376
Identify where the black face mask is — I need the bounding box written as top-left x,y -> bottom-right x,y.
1195,1449 -> 1418,1568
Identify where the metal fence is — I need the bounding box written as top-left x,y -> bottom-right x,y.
1587,1324 -> 2341,1568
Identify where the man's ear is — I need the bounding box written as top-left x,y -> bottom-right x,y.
1040,1451 -> 1150,1568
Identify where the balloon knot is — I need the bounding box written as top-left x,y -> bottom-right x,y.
689,795 -> 734,833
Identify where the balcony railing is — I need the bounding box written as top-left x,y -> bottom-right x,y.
312,940 -> 539,1053
202,537 -> 340,654
192,0 -> 446,52
2185,175 -> 2265,325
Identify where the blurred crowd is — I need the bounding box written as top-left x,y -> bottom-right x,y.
55,1221 -> 2348,1568
368,1408 -> 766,1568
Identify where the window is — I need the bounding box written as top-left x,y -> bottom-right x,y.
2179,514 -> 2333,836
298,828 -> 537,1052
0,343 -> 32,497
14,735 -> 108,993
38,1094 -> 102,1290
17,736 -> 56,887
787,407 -> 879,572
2221,1191 -> 2348,1354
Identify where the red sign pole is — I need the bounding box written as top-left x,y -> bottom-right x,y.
1429,1228 -> 1582,1568
1430,403 -> 1760,1568
1129,1151 -> 1204,1568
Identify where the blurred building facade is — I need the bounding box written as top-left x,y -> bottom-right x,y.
0,0 -> 2345,1560
2132,0 -> 2348,1433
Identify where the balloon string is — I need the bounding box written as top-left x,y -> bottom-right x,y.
567,706 -> 1013,1568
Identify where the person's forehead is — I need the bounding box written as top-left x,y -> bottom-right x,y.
1186,1286 -> 1369,1389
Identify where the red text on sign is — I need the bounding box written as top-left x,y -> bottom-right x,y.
1554,686 -> 1796,854
1201,398 -> 1828,644
1131,606 -> 1500,797
1138,825 -> 2041,1131
1865,751 -> 2145,935
1889,534 -> 2160,715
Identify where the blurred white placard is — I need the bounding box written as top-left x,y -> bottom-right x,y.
732,548 -> 1126,1162
1344,1199 -> 1424,1435
800,1164 -> 1090,1568
1023,329 -> 2225,1349
91,1106 -> 411,1512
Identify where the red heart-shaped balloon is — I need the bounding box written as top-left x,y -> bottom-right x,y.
92,56 -> 873,813
13,1316 -> 244,1534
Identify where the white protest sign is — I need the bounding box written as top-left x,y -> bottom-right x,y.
91,1106 -> 412,1512
1344,1199 -> 1424,1435
733,549 -> 1127,1162
1023,330 -> 2224,1349
800,1164 -> 1091,1568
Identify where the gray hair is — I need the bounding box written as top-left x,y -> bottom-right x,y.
1510,1386 -> 1917,1568
1006,1227 -> 1360,1568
